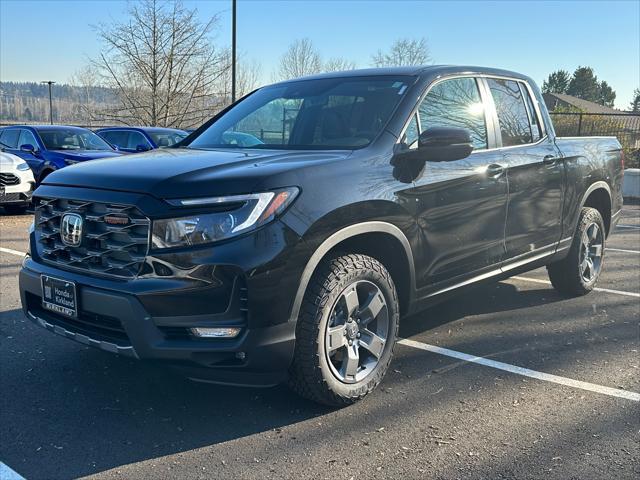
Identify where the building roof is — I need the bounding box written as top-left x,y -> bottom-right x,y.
543,92 -> 621,114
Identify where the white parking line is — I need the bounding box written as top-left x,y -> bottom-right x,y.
0,462 -> 26,480
616,224 -> 640,229
398,338 -> 640,402
0,247 -> 26,257
511,276 -> 640,298
607,247 -> 640,254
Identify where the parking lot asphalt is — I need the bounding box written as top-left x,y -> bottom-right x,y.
0,206 -> 638,480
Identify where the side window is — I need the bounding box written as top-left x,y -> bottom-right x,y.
418,77 -> 488,150
101,131 -> 127,148
403,114 -> 419,147
520,84 -> 542,142
486,78 -> 534,146
126,131 -> 150,150
0,129 -> 20,149
18,129 -> 39,149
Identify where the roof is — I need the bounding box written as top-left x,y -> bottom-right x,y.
271,65 -> 533,85
4,125 -> 94,131
96,126 -> 187,134
543,93 -> 620,114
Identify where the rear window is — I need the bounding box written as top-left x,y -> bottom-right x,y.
487,78 -> 534,147
0,129 -> 20,149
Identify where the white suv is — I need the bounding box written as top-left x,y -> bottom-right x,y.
1,151 -> 35,214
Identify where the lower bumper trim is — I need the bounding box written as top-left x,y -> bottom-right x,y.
27,311 -> 138,358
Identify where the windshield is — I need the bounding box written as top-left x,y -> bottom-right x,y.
37,128 -> 114,151
149,130 -> 187,148
188,76 -> 414,150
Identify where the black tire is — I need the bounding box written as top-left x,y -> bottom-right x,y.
3,205 -> 28,215
289,254 -> 399,407
547,207 -> 606,296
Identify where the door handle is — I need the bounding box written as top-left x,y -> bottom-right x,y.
486,163 -> 504,178
543,155 -> 558,166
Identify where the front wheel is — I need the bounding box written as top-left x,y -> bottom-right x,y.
289,254 -> 399,407
547,207 -> 606,296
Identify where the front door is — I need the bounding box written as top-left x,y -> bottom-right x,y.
407,76 -> 508,290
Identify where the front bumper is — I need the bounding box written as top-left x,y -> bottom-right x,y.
19,219 -> 303,387
1,184 -> 34,205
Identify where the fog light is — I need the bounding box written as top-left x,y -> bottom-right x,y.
190,327 -> 241,338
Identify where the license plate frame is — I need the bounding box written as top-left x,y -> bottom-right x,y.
41,275 -> 78,318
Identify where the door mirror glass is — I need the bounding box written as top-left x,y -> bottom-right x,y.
418,127 -> 473,162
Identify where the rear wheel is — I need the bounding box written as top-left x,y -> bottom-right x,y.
289,254 -> 399,407
547,207 -> 605,296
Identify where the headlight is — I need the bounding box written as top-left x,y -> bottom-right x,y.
151,187 -> 299,249
65,158 -> 80,165
16,162 -> 31,171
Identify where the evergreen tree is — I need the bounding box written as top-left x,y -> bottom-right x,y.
630,88 -> 640,112
542,70 -> 570,94
567,66 -> 601,102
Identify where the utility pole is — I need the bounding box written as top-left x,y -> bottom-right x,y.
231,0 -> 237,103
41,80 -> 56,124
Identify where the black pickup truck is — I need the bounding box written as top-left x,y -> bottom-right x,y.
19,66 -> 624,406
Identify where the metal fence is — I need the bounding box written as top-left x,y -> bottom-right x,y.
549,112 -> 640,148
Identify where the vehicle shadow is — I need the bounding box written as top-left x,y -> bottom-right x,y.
399,281 -> 565,338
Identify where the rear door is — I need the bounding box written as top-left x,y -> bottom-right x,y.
484,78 -> 564,263
407,76 -> 508,289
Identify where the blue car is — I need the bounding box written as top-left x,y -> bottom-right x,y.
95,127 -> 188,153
0,125 -> 121,183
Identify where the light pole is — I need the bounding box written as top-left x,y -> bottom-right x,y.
41,80 -> 56,124
231,0 -> 237,103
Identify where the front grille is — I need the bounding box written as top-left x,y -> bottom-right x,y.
35,198 -> 150,278
26,292 -> 131,346
0,173 -> 20,187
0,173 -> 20,186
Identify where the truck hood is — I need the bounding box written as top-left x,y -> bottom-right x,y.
43,147 -> 350,198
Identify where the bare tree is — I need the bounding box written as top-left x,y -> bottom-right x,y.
371,38 -> 432,67
92,0 -> 228,128
218,52 -> 263,101
275,38 -> 322,81
69,65 -> 99,125
323,57 -> 357,72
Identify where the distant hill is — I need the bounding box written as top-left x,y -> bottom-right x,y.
0,81 -> 119,126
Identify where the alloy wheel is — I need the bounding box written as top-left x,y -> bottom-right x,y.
324,280 -> 389,384
579,222 -> 604,283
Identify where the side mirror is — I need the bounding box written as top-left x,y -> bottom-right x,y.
136,144 -> 151,152
20,143 -> 36,154
418,127 -> 473,162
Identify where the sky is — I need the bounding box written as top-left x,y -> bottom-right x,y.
0,0 -> 638,109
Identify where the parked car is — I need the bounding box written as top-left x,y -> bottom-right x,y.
19,66 -> 624,406
0,151 -> 35,214
0,125 -> 121,184
95,127 -> 188,153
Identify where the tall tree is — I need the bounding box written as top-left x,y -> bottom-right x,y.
630,88 -> 640,112
567,66 -> 601,103
92,0 -> 228,128
275,38 -> 322,81
371,38 -> 431,67
542,70 -> 570,94
598,80 -> 616,108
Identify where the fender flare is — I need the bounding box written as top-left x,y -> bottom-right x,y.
579,181 -> 611,210
287,221 -> 416,322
